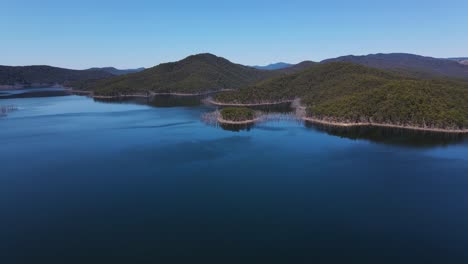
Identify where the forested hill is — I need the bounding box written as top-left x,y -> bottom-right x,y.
322,53 -> 468,79
275,61 -> 317,74
214,62 -> 468,130
86,53 -> 283,96
0,65 -> 114,89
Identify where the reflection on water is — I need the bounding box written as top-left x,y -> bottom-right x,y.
219,123 -> 256,132
93,96 -> 468,147
2,94 -> 468,263
94,95 -> 204,108
99,97 -> 294,132
0,105 -> 18,117
305,121 -> 468,148
0,88 -> 70,99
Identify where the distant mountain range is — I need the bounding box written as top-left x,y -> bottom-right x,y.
322,53 -> 468,79
0,65 -> 145,90
254,53 -> 468,79
252,61 -> 319,73
87,54 -> 322,96
88,67 -> 145,75
253,63 -> 293,70
88,53 -> 279,96
0,66 -> 114,90
275,61 -> 317,74
3,53 -> 468,91
448,58 -> 468,65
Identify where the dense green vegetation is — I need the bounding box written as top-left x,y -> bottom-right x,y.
215,62 -> 398,103
87,54 -> 278,96
275,61 -> 317,74
220,107 -> 255,122
0,66 -> 113,88
4,53 -> 466,130
215,62 -> 468,130
84,54 -> 317,96
322,53 -> 468,80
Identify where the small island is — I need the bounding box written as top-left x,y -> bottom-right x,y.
218,107 -> 258,124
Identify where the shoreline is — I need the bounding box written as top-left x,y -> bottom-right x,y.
208,99 -> 293,107
210,99 -> 468,134
303,117 -> 468,134
71,90 -> 468,134
151,89 -> 234,97
217,117 -> 259,125
89,89 -> 235,99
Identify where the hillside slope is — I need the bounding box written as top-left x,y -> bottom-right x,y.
215,62 -> 468,130
322,53 -> 468,79
87,54 -> 279,96
0,66 -> 113,89
275,61 -> 317,74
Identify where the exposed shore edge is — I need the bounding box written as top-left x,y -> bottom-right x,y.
71,90 -> 468,133
303,117 -> 468,134
208,99 -> 293,106
217,117 -> 259,125
210,98 -> 468,133
77,89 -> 235,99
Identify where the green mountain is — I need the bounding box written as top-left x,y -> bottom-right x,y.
214,62 -> 468,130
0,65 -> 113,89
275,61 -> 317,74
86,54 -> 280,96
322,53 -> 468,79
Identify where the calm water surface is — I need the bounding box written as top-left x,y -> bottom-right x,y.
1,95 -> 468,263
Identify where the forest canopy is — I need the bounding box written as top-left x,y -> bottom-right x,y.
214,62 -> 468,130
220,107 -> 255,122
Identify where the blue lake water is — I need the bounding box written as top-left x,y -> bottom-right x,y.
0,87 -> 70,99
1,95 -> 468,263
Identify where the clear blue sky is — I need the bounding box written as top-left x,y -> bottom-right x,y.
1,0 -> 467,69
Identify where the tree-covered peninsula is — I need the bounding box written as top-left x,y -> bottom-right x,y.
214,62 -> 468,131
